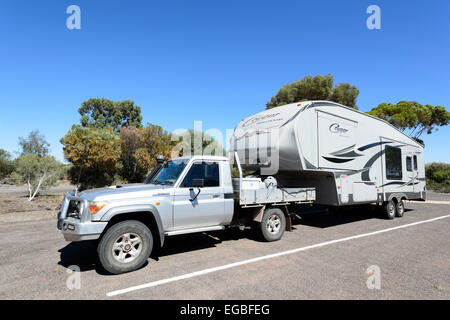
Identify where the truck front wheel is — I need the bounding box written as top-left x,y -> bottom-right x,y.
257,208 -> 286,242
98,220 -> 153,274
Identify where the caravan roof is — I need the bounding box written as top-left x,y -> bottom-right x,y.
231,100 -> 422,173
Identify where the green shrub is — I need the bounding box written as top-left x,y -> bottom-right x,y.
425,162 -> 450,193
0,149 -> 15,180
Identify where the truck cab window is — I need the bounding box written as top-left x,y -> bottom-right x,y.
181,162 -> 220,188
146,159 -> 188,185
385,146 -> 402,180
406,157 -> 412,172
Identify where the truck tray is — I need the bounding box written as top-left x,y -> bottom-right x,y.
232,178 -> 315,207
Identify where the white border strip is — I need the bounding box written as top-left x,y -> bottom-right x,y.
409,200 -> 450,205
107,215 -> 450,297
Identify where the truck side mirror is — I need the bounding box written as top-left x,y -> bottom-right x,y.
189,179 -> 204,202
192,178 -> 205,188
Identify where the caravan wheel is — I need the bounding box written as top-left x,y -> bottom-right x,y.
395,199 -> 405,217
383,200 -> 396,220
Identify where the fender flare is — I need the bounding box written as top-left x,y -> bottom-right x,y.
388,193 -> 407,203
99,205 -> 165,247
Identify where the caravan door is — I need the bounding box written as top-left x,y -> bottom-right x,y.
407,149 -> 421,193
404,152 -> 415,193
412,151 -> 421,193
381,138 -> 420,195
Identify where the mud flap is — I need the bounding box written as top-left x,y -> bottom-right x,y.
284,205 -> 292,231
253,205 -> 292,231
253,205 -> 266,222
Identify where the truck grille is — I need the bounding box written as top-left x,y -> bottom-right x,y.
67,200 -> 83,219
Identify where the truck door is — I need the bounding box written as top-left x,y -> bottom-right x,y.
173,161 -> 226,230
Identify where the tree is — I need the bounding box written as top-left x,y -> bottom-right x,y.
140,124 -> 175,158
79,98 -> 143,132
328,83 -> 360,109
119,126 -> 147,183
266,74 -> 359,109
0,149 -> 15,180
171,129 -> 225,157
367,101 -> 450,140
120,126 -> 224,182
18,130 -> 50,156
61,126 -> 122,189
119,125 -> 175,183
133,124 -> 177,176
14,154 -> 62,201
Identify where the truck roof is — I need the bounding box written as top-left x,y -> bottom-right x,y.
173,155 -> 229,161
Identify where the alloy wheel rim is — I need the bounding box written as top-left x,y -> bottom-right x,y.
389,203 -> 395,215
266,215 -> 281,234
398,202 -> 404,214
112,232 -> 143,263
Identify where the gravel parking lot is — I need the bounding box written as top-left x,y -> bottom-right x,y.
0,187 -> 448,300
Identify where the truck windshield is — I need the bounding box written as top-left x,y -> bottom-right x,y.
146,159 -> 188,185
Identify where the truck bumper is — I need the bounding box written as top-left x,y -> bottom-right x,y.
58,217 -> 107,242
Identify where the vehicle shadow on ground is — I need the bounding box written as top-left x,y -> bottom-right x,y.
150,228 -> 257,261
293,206 -> 414,229
57,229 -> 254,274
57,240 -> 114,275
57,206 -> 414,274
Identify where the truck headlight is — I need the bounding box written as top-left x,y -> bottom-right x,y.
88,202 -> 106,214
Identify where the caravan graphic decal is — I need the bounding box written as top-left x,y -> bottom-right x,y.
322,141 -> 393,166
378,173 -> 420,188
322,156 -> 354,163
358,141 -> 391,151
329,123 -> 349,134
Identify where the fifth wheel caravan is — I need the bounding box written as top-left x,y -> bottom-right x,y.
231,100 -> 426,215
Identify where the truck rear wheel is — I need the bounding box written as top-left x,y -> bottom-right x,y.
257,208 -> 286,242
98,220 -> 153,274
383,200 -> 396,220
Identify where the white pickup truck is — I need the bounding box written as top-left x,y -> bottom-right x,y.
57,153 -> 315,274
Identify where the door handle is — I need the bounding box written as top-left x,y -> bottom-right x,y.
212,194 -> 220,198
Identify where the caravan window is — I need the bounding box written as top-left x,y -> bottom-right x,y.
406,157 -> 412,172
413,155 -> 418,171
385,146 -> 402,180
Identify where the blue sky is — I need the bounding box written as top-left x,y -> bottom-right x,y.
0,0 -> 449,163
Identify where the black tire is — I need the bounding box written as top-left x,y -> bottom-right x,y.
98,220 -> 153,274
383,200 -> 396,220
257,208 -> 286,242
395,199 -> 405,217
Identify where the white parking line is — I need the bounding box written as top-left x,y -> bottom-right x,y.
408,200 -> 450,205
106,214 -> 450,297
